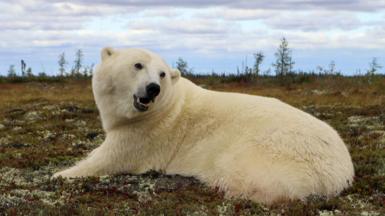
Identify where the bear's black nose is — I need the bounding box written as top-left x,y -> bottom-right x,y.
146,83 -> 160,99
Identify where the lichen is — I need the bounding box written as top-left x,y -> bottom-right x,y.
0,81 -> 384,215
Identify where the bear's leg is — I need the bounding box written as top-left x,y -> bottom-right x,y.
212,149 -> 324,204
53,144 -> 122,178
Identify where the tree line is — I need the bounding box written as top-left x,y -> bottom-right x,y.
176,37 -> 383,80
6,49 -> 94,79
3,38 -> 384,83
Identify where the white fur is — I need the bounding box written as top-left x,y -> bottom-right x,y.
54,48 -> 354,204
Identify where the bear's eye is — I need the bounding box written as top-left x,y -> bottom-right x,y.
160,71 -> 166,78
134,63 -> 143,70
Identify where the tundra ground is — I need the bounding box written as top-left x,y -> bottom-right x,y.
0,77 -> 384,215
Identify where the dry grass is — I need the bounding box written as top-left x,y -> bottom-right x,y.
0,76 -> 384,215
0,80 -> 94,109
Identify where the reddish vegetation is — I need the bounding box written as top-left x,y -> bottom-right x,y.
0,77 -> 384,215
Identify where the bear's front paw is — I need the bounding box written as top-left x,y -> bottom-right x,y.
52,169 -> 84,179
52,171 -> 65,178
52,171 -> 71,179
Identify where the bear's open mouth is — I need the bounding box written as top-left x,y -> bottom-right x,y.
133,95 -> 150,112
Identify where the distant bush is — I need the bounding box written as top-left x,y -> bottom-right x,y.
1,72 -> 384,96
0,75 -> 89,83
185,71 -> 347,86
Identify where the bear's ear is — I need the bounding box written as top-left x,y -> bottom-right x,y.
101,47 -> 114,61
170,68 -> 181,84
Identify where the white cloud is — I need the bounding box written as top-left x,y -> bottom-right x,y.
41,0 -> 385,11
263,11 -> 363,31
0,0 -> 384,74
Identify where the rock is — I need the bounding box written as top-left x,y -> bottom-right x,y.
12,126 -> 22,131
311,89 -> 328,95
341,91 -> 349,97
42,105 -> 56,110
75,120 -> 86,127
41,130 -> 55,140
65,119 -> 75,123
0,124 -> 5,130
348,116 -> 365,124
319,210 -> 336,216
25,111 -> 41,121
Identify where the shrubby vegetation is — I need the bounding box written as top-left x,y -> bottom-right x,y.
1,38 -> 383,86
1,49 -> 93,83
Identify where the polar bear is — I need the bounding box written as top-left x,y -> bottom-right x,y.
54,47 -> 354,204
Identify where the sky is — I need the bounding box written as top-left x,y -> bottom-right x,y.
0,0 -> 385,75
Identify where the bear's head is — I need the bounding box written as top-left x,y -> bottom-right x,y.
92,47 -> 181,126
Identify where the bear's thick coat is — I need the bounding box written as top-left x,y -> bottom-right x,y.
54,48 -> 354,204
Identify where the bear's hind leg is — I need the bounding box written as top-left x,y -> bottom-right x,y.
213,150 -> 322,204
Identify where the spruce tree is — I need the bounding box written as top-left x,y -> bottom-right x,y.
273,37 -> 295,76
